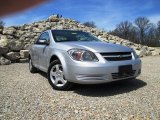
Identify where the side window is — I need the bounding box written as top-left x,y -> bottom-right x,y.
36,32 -> 50,44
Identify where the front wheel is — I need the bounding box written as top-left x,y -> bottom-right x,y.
48,60 -> 73,90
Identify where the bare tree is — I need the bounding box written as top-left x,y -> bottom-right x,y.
115,21 -> 134,39
157,21 -> 160,37
128,26 -> 138,43
146,24 -> 157,46
134,17 -> 150,44
110,17 -> 160,46
83,21 -> 96,28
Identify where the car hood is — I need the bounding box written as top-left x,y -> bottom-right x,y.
56,41 -> 133,53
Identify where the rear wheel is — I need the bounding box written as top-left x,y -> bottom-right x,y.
48,60 -> 72,90
29,58 -> 38,73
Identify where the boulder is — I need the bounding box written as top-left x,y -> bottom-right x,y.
24,44 -> 31,50
135,50 -> 141,56
0,56 -> 11,65
8,41 -> 24,51
139,46 -> 151,57
152,49 -> 160,56
0,36 -> 9,55
109,40 -> 116,44
16,30 -> 25,36
3,27 -> 17,35
48,15 -> 60,22
0,38 -> 9,47
32,27 -> 42,33
19,58 -> 29,63
151,51 -> 159,56
148,47 -> 155,51
20,50 -> 29,59
0,28 -> 3,33
5,52 -> 20,61
0,47 -> 8,55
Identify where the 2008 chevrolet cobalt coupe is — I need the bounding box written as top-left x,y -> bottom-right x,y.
29,30 -> 141,90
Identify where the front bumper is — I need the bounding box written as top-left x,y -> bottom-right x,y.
64,58 -> 141,84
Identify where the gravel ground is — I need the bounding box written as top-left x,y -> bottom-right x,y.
0,56 -> 160,120
156,47 -> 160,50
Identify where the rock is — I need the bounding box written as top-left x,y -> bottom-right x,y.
8,41 -> 24,51
20,50 -> 29,59
0,56 -> 11,65
0,47 -> 8,55
3,27 -> 17,35
24,44 -> 31,50
19,58 -> 29,63
0,28 -> 3,33
17,30 -> 25,36
5,52 -> 20,61
151,49 -> 160,56
48,15 -> 60,22
136,44 -> 142,50
32,27 -> 42,33
0,38 -> 9,55
148,47 -> 155,51
135,50 -> 141,56
0,38 -> 9,47
109,40 -> 116,44
139,46 -> 150,57
151,51 -> 159,56
74,110 -> 79,114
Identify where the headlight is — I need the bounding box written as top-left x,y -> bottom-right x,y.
132,50 -> 139,59
68,49 -> 98,62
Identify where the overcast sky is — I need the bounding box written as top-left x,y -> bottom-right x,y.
1,0 -> 160,31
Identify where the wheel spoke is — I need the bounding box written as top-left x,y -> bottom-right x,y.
50,71 -> 56,76
55,65 -> 60,71
60,73 -> 66,85
54,78 -> 59,85
61,79 -> 67,85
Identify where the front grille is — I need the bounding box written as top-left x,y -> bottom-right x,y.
112,70 -> 136,79
100,52 -> 132,61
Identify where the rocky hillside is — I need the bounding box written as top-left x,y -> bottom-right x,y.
0,14 -> 160,65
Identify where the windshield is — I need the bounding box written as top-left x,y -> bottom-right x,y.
52,30 -> 100,42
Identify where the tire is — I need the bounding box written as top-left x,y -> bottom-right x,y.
47,60 -> 73,90
29,58 -> 38,73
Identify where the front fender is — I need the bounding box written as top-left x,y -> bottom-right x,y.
48,49 -> 69,77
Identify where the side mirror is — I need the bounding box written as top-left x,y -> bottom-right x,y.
39,39 -> 49,45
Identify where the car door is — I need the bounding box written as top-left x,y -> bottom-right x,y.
31,34 -> 45,67
37,32 -> 50,72
30,44 -> 38,67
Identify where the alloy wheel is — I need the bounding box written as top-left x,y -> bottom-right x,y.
50,64 -> 67,87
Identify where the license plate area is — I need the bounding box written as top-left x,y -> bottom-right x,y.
119,65 -> 132,74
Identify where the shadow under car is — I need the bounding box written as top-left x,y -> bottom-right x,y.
38,72 -> 146,97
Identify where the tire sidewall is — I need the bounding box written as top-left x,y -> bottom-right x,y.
29,58 -> 37,73
47,60 -> 72,90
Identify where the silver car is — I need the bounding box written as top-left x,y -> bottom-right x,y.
29,30 -> 141,90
